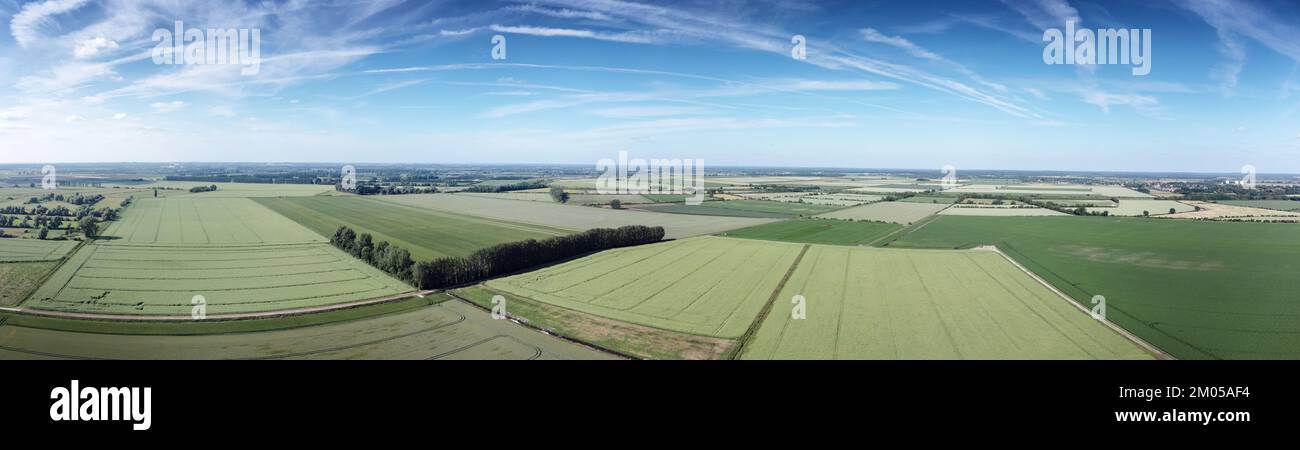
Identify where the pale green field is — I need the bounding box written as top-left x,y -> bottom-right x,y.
939,206 -> 1067,216
741,246 -> 1154,359
487,236 -> 804,338
26,196 -> 410,315
816,201 -> 949,224
379,193 -> 774,239
948,184 -> 1152,198
131,181 -> 335,198
0,238 -> 79,262
0,300 -> 616,360
1085,199 -> 1193,216
101,197 -> 322,244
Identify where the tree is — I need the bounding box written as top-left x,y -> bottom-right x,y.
610,199 -> 622,209
78,217 -> 99,238
38,227 -> 49,239
549,186 -> 569,204
1143,210 -> 1150,217
1169,208 -> 1176,215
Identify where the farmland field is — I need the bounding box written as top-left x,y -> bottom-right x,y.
816,201 -> 949,224
1085,199 -> 1193,216
255,196 -> 570,260
741,245 -> 1153,359
24,196 -> 412,315
1219,200 -> 1300,212
101,197 -> 322,244
0,298 -> 616,360
640,199 -> 844,218
486,236 -> 804,337
0,261 -> 60,306
888,215 -> 1300,359
378,193 -> 774,239
0,238 -> 79,262
939,206 -> 1066,216
131,181 -> 336,198
721,219 -> 901,246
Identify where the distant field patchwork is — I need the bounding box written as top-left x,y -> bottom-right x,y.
816,201 -> 949,224
721,219 -> 901,246
379,194 -> 774,238
741,246 -> 1153,359
639,199 -> 843,218
255,196 -> 570,260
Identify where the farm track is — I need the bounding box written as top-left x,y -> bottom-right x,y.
727,244 -> 810,359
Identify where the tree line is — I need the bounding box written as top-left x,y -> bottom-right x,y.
329,224 -> 665,290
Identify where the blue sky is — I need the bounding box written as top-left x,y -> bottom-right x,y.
1,0 -> 1299,172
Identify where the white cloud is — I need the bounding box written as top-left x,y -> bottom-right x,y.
73,37 -> 120,59
861,28 -> 942,61
65,115 -> 83,123
208,106 -> 236,117
1000,0 -> 1080,29
151,101 -> 187,113
786,79 -> 900,91
9,0 -> 91,48
112,113 -> 128,120
488,24 -> 660,44
587,106 -> 710,118
1080,90 -> 1158,114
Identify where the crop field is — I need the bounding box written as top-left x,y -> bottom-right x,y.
486,236 -> 804,338
26,241 -> 412,315
901,196 -> 958,204
816,201 -> 949,224
24,196 -> 412,315
741,246 -> 1153,359
378,193 -> 774,239
0,299 -> 615,360
133,181 -> 336,197
1085,200 -> 1193,216
640,199 -> 843,218
0,238 -> 78,262
1219,200 -> 1300,212
102,197 -> 322,244
1164,201 -> 1300,221
888,215 -> 1300,359
948,184 -> 1152,198
721,219 -> 901,246
255,196 -> 569,260
0,261 -> 60,306
939,206 -> 1066,216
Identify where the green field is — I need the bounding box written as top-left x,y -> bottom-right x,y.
640,199 -> 843,218
102,197 -> 321,244
0,298 -> 616,360
888,216 -> 1300,359
741,245 -> 1153,359
939,206 -> 1066,216
721,219 -> 901,246
25,196 -> 412,315
379,193 -> 773,239
133,181 -> 336,198
0,261 -> 60,306
1219,200 -> 1300,212
900,196 -> 958,204
817,201 -> 949,224
486,236 -> 804,337
255,196 -> 570,260
0,238 -> 79,262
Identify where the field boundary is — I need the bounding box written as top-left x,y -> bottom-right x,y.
726,243 -> 811,360
1,289 -> 435,322
975,245 -> 1174,360
447,290 -> 633,360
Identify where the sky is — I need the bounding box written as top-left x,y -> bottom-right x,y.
0,0 -> 1299,173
